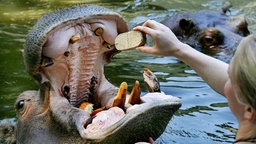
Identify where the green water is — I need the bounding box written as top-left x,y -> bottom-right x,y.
0,0 -> 255,143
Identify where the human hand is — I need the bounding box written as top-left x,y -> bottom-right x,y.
133,20 -> 183,56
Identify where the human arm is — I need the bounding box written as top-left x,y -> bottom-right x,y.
133,20 -> 229,96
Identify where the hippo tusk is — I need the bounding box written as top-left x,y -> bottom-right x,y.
128,80 -> 142,105
112,82 -> 127,109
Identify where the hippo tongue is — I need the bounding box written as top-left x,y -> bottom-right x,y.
84,107 -> 125,134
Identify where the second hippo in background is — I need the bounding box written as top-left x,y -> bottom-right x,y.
161,2 -> 250,62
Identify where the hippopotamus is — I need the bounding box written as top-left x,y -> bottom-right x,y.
161,2 -> 250,62
14,4 -> 181,144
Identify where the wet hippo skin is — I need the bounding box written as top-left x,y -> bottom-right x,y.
14,4 -> 181,144
161,2 -> 250,62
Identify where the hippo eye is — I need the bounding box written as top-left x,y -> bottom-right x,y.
198,28 -> 224,48
16,100 -> 25,110
204,36 -> 214,43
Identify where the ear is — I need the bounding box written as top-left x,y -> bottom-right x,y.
244,105 -> 256,121
179,18 -> 195,32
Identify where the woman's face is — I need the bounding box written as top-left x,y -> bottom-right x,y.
224,58 -> 245,121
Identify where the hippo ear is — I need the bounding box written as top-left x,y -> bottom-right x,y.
228,17 -> 250,36
221,1 -> 232,14
179,18 -> 195,32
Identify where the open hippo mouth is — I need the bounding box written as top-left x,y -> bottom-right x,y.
21,4 -> 181,143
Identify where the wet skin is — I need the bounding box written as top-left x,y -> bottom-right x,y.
15,4 -> 181,144
161,3 -> 250,62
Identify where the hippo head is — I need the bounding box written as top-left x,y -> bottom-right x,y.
16,4 -> 181,143
161,3 -> 250,61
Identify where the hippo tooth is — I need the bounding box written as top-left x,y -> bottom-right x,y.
143,68 -> 161,92
143,68 -> 153,75
112,82 -> 127,109
103,41 -> 113,49
209,45 -> 216,49
94,27 -> 103,36
69,35 -> 80,44
128,80 -> 141,105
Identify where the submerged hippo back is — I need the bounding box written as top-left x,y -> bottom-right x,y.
24,4 -> 128,81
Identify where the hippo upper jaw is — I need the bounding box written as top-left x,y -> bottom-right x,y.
39,17 -> 122,108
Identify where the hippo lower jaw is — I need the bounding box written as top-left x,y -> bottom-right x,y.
82,93 -> 181,143
46,68 -> 181,143
47,79 -> 181,143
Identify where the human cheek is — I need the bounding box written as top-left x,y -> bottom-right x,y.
224,79 -> 244,119
224,80 -> 236,112
224,79 -> 234,100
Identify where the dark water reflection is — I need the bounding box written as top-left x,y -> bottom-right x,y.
0,0 -> 255,143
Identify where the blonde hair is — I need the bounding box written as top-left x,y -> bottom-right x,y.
232,34 -> 256,110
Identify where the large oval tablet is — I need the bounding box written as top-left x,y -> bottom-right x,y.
115,31 -> 146,51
